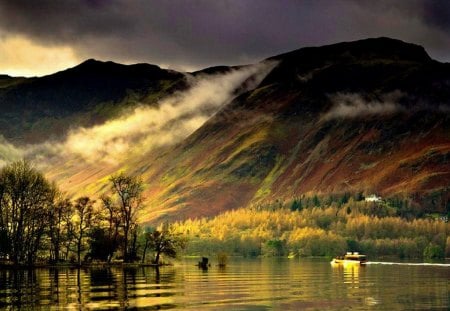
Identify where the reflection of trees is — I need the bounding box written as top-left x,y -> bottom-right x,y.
50,268 -> 59,304
122,267 -> 137,307
75,268 -> 92,308
90,268 -> 116,287
139,266 -> 177,285
0,265 -> 180,309
89,267 -> 123,308
0,269 -> 38,308
77,268 -> 82,306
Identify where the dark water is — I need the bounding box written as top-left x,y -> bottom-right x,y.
0,258 -> 448,310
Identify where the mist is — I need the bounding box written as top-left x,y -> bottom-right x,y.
323,92 -> 405,120
0,61 -> 276,168
0,136 -> 22,167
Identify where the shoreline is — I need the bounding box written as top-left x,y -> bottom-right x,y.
1,255 -> 448,269
0,262 -> 168,270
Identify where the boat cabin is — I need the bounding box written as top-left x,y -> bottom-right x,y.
343,252 -> 366,261
331,252 -> 367,265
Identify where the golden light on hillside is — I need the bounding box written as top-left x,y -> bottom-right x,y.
0,35 -> 80,77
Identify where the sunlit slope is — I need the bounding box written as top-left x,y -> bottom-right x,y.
133,38 -> 450,222
44,63 -> 275,212
42,38 -> 450,223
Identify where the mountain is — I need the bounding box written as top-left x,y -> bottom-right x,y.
0,59 -> 185,143
136,37 -> 450,222
1,37 -> 450,222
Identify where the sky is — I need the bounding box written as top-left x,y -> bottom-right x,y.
0,0 -> 449,77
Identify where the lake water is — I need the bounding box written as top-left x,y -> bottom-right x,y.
0,258 -> 448,310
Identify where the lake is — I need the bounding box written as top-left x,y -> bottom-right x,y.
0,258 -> 448,310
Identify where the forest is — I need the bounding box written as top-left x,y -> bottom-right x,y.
172,196 -> 450,260
0,161 -> 183,266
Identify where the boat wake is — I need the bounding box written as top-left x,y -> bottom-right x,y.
366,261 -> 450,267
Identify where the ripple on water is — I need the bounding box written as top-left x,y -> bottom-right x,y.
0,259 -> 448,310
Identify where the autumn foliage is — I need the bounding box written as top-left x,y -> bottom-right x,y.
172,199 -> 449,259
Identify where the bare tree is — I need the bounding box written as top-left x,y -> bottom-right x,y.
72,197 -> 95,265
99,194 -> 122,262
109,173 -> 143,262
0,160 -> 56,265
48,195 -> 73,263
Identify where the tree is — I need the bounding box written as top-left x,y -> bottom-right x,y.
142,225 -> 186,265
290,199 -> 302,211
88,227 -> 115,262
445,237 -> 450,258
339,193 -> 350,206
312,195 -> 320,207
48,196 -> 73,263
72,197 -> 96,265
0,227 -> 9,259
0,160 -> 56,265
423,243 -> 445,260
262,239 -> 286,257
108,173 -> 143,262
99,194 -> 122,262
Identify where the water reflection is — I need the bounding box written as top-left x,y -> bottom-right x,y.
0,259 -> 448,310
0,266 -> 179,310
0,269 -> 38,308
331,263 -> 363,287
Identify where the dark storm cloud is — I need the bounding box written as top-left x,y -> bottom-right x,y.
423,0 -> 450,30
0,0 -> 448,70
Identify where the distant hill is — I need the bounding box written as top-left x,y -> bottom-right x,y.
1,37 -> 449,222
0,59 -> 185,143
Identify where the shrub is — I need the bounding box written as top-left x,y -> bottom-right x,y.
423,243 -> 445,260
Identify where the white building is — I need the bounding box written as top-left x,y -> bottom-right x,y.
365,194 -> 382,202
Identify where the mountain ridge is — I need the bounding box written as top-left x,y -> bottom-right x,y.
134,37 -> 450,222
0,58 -> 186,143
0,37 -> 449,223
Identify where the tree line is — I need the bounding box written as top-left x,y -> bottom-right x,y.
2,160 -> 446,264
0,161 -> 183,266
172,199 -> 450,259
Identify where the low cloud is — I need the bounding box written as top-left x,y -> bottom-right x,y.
0,61 -> 276,167
0,136 -> 23,167
60,61 -> 275,164
323,92 -> 405,120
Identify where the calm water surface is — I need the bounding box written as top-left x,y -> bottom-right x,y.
0,258 -> 448,310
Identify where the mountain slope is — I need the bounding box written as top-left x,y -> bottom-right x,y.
1,38 -> 449,223
134,38 -> 450,222
0,59 -> 185,143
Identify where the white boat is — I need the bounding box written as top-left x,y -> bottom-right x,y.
331,252 -> 367,265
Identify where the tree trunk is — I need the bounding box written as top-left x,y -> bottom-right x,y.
154,250 -> 161,265
123,228 -> 129,263
142,240 -> 149,264
77,238 -> 82,266
54,226 -> 61,263
54,243 -> 60,263
132,231 -> 137,260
